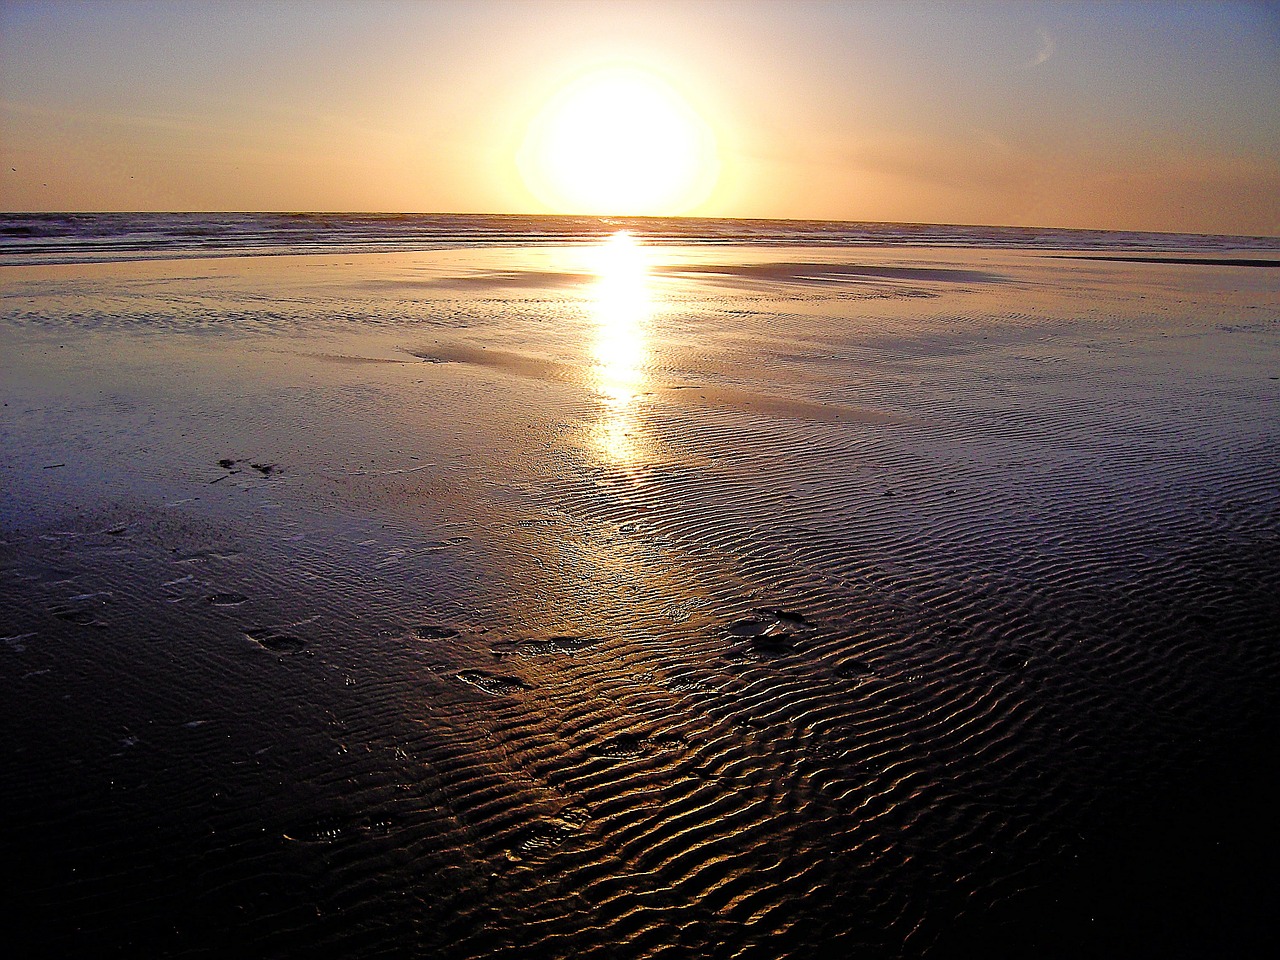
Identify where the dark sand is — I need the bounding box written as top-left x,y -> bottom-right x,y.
2,242 -> 1278,957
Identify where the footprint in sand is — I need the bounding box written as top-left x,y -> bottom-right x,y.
726,608 -> 816,654
507,821 -> 577,861
493,635 -> 597,659
456,670 -> 529,696
283,815 -> 393,845
246,628 -> 307,654
588,733 -> 649,759
833,658 -> 878,681
412,624 -> 460,640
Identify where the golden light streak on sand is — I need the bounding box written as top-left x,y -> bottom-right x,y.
589,232 -> 653,464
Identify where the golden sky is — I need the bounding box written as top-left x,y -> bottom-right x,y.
2,0 -> 1277,234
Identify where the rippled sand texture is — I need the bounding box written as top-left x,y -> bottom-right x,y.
2,243 -> 1278,958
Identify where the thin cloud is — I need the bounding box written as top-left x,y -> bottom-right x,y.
1025,28 -> 1055,68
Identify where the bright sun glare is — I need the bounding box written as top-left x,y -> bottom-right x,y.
519,66 -> 719,216
589,231 -> 652,464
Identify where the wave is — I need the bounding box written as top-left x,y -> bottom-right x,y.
2,212 -> 1278,264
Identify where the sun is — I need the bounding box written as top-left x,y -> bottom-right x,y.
518,65 -> 719,216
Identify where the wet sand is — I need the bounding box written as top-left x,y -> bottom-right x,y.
2,242 -> 1278,957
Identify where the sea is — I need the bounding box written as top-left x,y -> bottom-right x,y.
3,211 -> 1279,264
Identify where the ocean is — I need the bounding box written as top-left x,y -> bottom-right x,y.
4,211 -> 1279,264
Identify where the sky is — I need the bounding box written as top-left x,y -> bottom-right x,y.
1,0 -> 1277,234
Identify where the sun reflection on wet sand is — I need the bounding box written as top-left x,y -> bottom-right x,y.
589,232 -> 653,464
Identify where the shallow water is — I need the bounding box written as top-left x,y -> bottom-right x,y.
2,234 -> 1278,957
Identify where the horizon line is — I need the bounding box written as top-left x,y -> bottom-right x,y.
3,210 -> 1278,242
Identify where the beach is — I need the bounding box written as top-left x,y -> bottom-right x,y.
2,218 -> 1278,957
